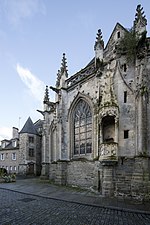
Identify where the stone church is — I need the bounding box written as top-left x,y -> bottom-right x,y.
39,5 -> 150,199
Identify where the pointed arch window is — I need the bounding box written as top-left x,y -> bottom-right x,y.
73,99 -> 92,155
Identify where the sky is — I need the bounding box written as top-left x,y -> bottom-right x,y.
0,0 -> 150,141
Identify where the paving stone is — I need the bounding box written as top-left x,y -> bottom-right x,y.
0,189 -> 150,225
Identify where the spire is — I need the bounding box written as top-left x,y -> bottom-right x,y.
43,85 -> 49,104
134,5 -> 147,33
94,29 -> 104,68
60,53 -> 68,77
56,69 -> 61,88
94,29 -> 104,50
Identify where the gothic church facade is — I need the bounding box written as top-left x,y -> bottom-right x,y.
40,5 -> 150,199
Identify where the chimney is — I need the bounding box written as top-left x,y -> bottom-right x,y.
12,127 -> 19,139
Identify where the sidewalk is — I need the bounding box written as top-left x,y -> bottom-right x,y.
0,177 -> 150,214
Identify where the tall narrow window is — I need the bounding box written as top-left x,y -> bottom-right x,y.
123,64 -> 127,72
29,148 -> 34,157
73,99 -> 92,155
124,130 -> 129,139
124,91 -> 127,103
29,136 -> 34,143
117,31 -> 120,39
12,153 -> 16,160
1,154 -> 4,161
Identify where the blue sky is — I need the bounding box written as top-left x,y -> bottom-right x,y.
0,0 -> 150,141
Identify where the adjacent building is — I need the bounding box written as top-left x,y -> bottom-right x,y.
0,118 -> 43,176
0,127 -> 19,174
19,117 -> 42,176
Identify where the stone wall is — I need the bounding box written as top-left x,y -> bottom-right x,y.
48,157 -> 150,200
49,160 -> 99,190
114,157 -> 150,200
67,160 -> 99,189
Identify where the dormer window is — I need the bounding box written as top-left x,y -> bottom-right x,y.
12,140 -> 17,148
2,142 -> 6,148
117,31 -> 120,39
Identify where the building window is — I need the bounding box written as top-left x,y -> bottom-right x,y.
124,91 -> 127,103
10,166 -> 12,171
1,153 -> 4,161
29,136 -> 34,143
2,142 -> 6,148
123,64 -> 127,72
6,166 -> 8,171
14,166 -> 16,171
12,140 -> 17,148
117,31 -> 120,39
12,153 -> 16,160
73,99 -> 92,155
29,148 -> 34,157
124,130 -> 129,139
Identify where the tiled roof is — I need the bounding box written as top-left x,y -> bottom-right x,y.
19,117 -> 38,135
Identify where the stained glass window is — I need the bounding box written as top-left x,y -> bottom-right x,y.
73,99 -> 92,155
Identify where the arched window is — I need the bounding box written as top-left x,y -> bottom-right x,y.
73,99 -> 92,155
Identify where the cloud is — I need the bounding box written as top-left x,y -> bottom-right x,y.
0,127 -> 12,141
16,63 -> 46,102
1,0 -> 46,26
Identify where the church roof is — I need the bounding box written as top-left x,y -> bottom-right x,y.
19,117 -> 38,135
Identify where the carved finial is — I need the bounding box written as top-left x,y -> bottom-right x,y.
94,29 -> 104,50
56,69 -> 61,87
134,5 -> 147,28
60,53 -> 68,77
43,85 -> 49,103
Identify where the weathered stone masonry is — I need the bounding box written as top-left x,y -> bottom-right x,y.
40,5 -> 150,200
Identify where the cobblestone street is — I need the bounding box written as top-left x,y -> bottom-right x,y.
0,189 -> 150,225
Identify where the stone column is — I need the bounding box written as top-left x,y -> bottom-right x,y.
40,131 -> 50,179
131,157 -> 149,199
114,118 -> 119,144
101,161 -> 116,196
40,163 -> 49,179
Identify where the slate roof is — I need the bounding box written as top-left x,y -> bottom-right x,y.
19,117 -> 38,135
34,119 -> 43,131
4,141 -> 19,150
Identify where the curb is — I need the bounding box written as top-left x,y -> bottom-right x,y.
1,187 -> 150,215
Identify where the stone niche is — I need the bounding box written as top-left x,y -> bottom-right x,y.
99,115 -> 118,161
102,116 -> 115,142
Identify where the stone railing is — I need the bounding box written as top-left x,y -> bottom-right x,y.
99,142 -> 118,161
67,65 -> 95,87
